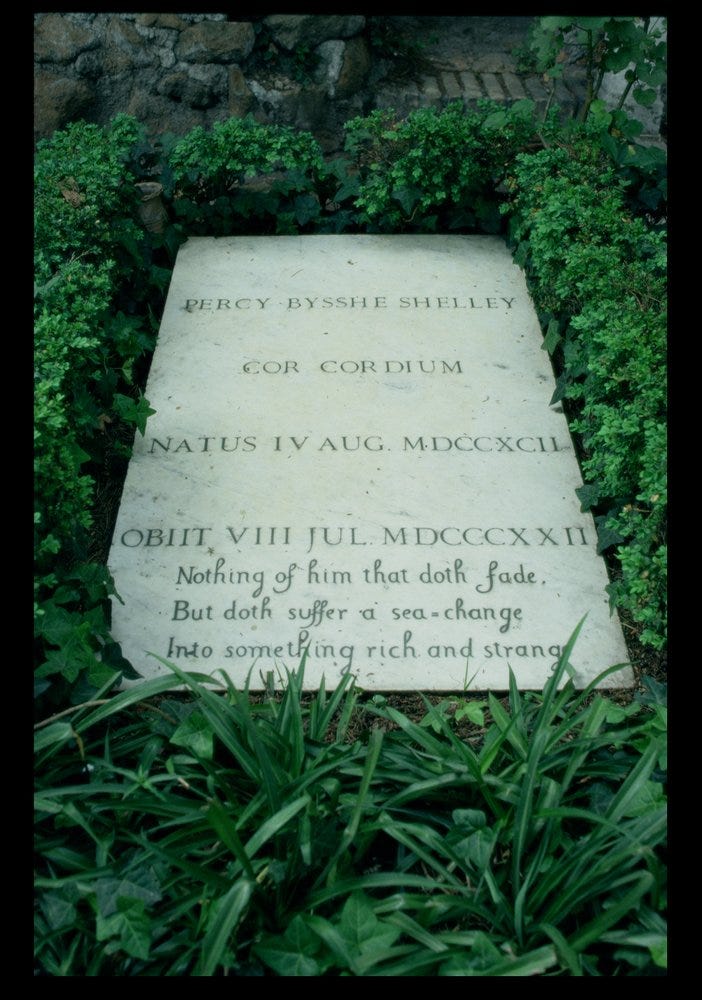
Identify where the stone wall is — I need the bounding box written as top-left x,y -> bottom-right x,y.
34,14 -> 666,151
34,13 -> 373,151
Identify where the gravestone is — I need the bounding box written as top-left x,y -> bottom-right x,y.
108,235 -> 633,689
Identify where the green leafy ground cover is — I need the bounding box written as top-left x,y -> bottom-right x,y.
35,21 -> 666,972
35,630 -> 666,975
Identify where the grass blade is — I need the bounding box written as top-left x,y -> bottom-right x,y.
511,724 -> 550,925
205,799 -> 256,879
481,944 -> 558,977
243,793 -> 311,860
308,873 -> 457,908
487,693 -> 528,760
197,878 -> 254,976
604,737 -> 662,823
386,911 -> 449,952
569,872 -> 655,952
315,727 -> 384,888
74,670 -> 217,731
539,922 -> 583,975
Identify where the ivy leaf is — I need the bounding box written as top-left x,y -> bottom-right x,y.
452,827 -> 494,871
634,676 -> 667,707
113,392 -> 156,436
36,625 -> 100,681
455,701 -> 486,726
540,16 -> 573,32
40,891 -> 78,931
483,110 -> 508,129
605,50 -> 635,73
96,896 -> 151,961
588,99 -> 612,127
100,641 -> 141,679
542,318 -> 561,355
576,16 -> 610,30
338,892 -> 377,948
599,131 -> 619,161
254,942 -> 321,977
95,872 -> 162,917
293,193 -> 320,226
255,915 -> 324,976
85,660 -> 120,690
66,563 -> 116,603
550,372 -> 569,405
170,711 -> 214,759
334,176 -> 360,202
513,241 -> 529,267
575,482 -> 600,511
595,517 -> 625,554
633,86 -> 658,108
35,602 -> 76,646
392,185 -> 420,215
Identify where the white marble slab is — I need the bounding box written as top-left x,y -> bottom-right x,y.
108,235 -> 633,689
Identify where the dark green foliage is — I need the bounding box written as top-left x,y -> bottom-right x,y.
168,116 -> 326,235
502,136 -> 666,646
34,96 -> 667,699
527,16 -> 666,123
34,643 -> 666,976
343,100 -> 539,232
34,116 -> 165,703
35,84 -> 666,974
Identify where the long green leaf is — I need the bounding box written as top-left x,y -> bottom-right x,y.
488,694 -> 528,760
511,724 -> 550,922
605,737 -> 662,822
34,722 -> 76,753
387,694 -> 505,818
375,816 -> 465,888
305,914 -> 358,972
536,810 -> 666,924
277,664 -> 305,776
539,922 -> 583,975
308,873 -> 444,909
243,793 -> 311,860
197,878 -> 254,976
315,727 -> 384,888
481,944 -> 558,977
363,704 -> 446,756
386,911 -> 450,952
360,947 -> 442,977
380,771 -> 478,810
164,658 -> 284,811
74,670 -> 217,732
569,872 -> 655,951
205,799 -> 256,879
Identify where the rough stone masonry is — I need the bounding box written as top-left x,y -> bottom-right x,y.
38,14 -> 661,151
34,13 -> 373,149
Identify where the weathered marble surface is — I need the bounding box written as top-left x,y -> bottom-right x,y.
108,235 -> 632,689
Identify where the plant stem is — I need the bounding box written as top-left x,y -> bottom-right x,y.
580,29 -> 595,121
616,78 -> 636,112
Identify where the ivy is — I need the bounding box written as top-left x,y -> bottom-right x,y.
34,91 -> 667,706
502,135 -> 666,646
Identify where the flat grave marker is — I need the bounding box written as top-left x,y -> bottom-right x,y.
108,235 -> 632,689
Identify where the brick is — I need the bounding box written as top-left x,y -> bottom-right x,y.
524,76 -> 549,101
481,73 -> 506,101
459,71 -> 482,99
501,72 -> 526,100
420,76 -> 441,101
440,71 -> 462,100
